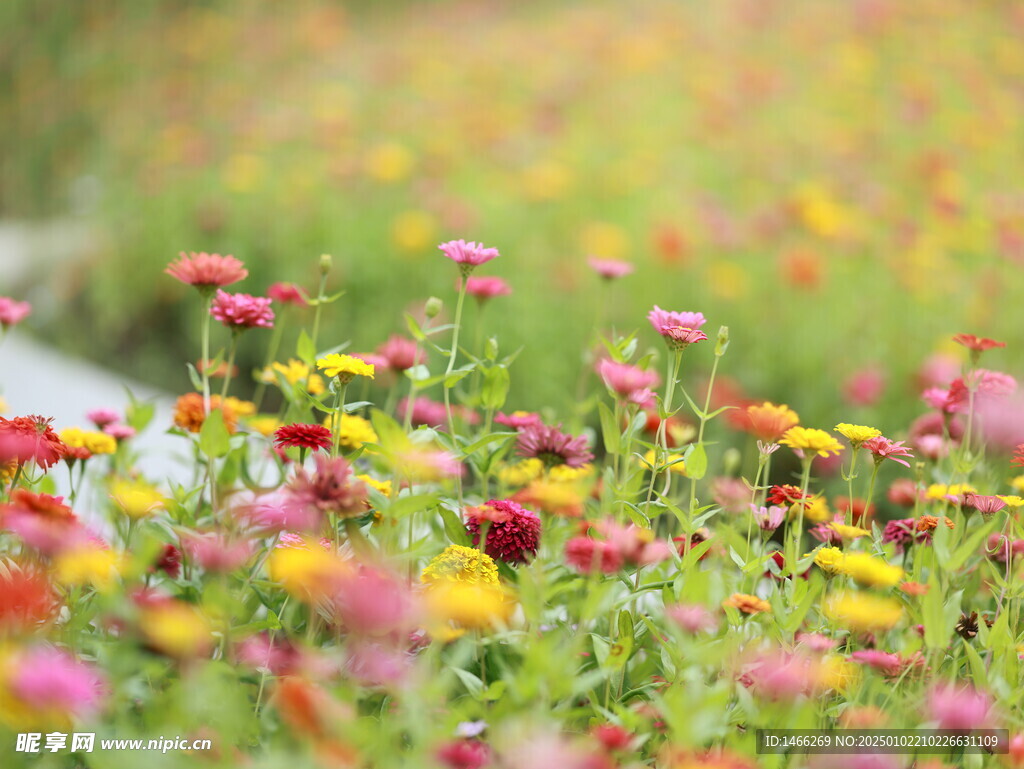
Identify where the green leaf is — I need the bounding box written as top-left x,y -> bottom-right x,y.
296,329 -> 316,366
947,518 -> 998,572
598,402 -> 620,455
962,641 -> 988,690
460,431 -> 516,457
370,409 -> 410,453
404,364 -> 431,383
387,493 -> 438,519
686,443 -> 708,480
444,365 -> 475,389
439,507 -> 471,546
198,408 -> 231,458
451,668 -> 484,698
404,312 -> 426,341
480,366 -> 510,410
123,391 -> 155,433
185,362 -> 204,392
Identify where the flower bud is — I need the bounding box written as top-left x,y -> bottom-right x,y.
319,254 -> 332,275
715,326 -> 730,357
425,296 -> 443,319
485,336 -> 498,361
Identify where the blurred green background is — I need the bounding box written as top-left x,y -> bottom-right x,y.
3,0 -> 1023,428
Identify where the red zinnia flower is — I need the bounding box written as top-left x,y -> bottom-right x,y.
766,484 -> 808,506
274,424 -> 332,453
0,415 -> 68,469
0,564 -> 58,631
267,282 -> 308,306
210,290 -> 275,329
165,252 -> 248,289
466,500 -> 541,565
1012,443 -> 1024,468
952,333 -> 1005,353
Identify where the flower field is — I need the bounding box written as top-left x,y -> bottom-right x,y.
2,244 -> 1024,768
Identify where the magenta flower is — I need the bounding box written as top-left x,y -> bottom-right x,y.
439,239 -> 500,275
666,604 -> 719,634
464,276 -> 512,301
234,491 -> 318,534
165,252 -> 248,289
332,564 -> 418,638
596,359 -> 659,399
86,408 -> 120,428
266,282 -> 308,306
862,436 -> 914,467
752,504 -> 786,532
588,257 -> 634,280
494,411 -> 542,429
517,422 -> 594,468
647,305 -> 707,336
103,423 -> 136,440
0,297 -> 32,328
564,537 -> 623,574
849,650 -> 903,677
795,632 -> 838,652
963,493 -> 1007,516
210,290 -> 275,330
10,647 -> 106,718
398,396 -> 478,429
181,532 -> 252,572
466,499 -> 542,565
284,454 -> 368,520
663,326 -> 709,350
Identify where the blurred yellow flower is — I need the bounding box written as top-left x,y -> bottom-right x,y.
222,153 -> 265,193
423,581 -> 515,634
824,591 -> 903,633
269,542 -> 347,602
109,478 -> 165,518
261,359 -> 325,395
579,221 -> 629,260
520,160 -> 572,201
139,601 -> 213,658
224,397 -> 256,417
364,141 -> 414,182
53,546 -> 122,592
819,655 -> 861,693
828,522 -> 870,541
642,450 -> 687,476
925,483 -> 976,500
421,545 -> 498,586
498,458 -> 544,487
322,413 -> 378,450
246,415 -> 282,437
547,463 -> 595,483
59,428 -> 117,455
357,474 -> 392,497
840,553 -> 903,589
391,209 -> 437,253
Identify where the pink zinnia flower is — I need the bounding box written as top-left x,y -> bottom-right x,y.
662,326 -> 709,350
0,415 -> 68,469
464,276 -> 512,301
712,477 -> 752,515
849,650 -> 903,677
0,297 -> 32,328
796,632 -> 838,652
517,422 -> 594,468
181,532 -> 252,573
743,650 -> 818,701
345,640 -> 413,687
843,368 -> 885,407
588,257 -> 634,280
332,564 -> 418,638
945,369 -> 1017,413
862,436 -> 914,467
466,499 -> 542,565
752,504 -> 786,532
647,305 -> 707,336
103,423 -> 136,440
285,454 -> 367,520
887,478 -> 921,508
86,408 -> 120,428
439,239 -> 500,275
666,604 -> 719,634
377,335 -> 424,372
165,252 -> 248,289
596,359 -> 659,399
10,647 -> 106,718
210,290 -> 274,330
564,537 -> 623,574
234,491 -> 318,534
927,684 -> 991,730
494,411 -> 542,429
274,423 -> 332,453
267,282 -> 308,306
436,739 -> 490,769
398,396 -> 478,429
963,493 -> 1007,516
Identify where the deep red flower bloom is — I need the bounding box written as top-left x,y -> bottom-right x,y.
153,544 -> 182,579
466,499 -> 541,565
517,423 -> 594,468
165,252 -> 248,289
766,484 -> 808,506
0,415 -> 68,469
952,333 -> 1005,352
274,423 -> 333,453
591,724 -> 634,752
436,739 -> 490,769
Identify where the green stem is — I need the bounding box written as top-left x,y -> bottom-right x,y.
642,350 -> 682,519
330,382 -> 348,458
864,460 -> 882,517
845,448 -> 859,526
443,280 -> 469,438
253,318 -> 285,411
201,294 -> 214,415
686,351 -> 722,521
219,333 -> 240,400
310,272 -> 329,349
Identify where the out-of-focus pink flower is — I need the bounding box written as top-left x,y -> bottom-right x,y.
862,436 -> 914,467
0,490 -> 87,555
977,394 -> 1024,451
517,423 -> 593,468
267,282 -> 307,306
796,632 -> 838,652
916,353 -> 960,390
912,434 -> 949,462
596,359 -> 659,399
10,647 -> 106,718
843,368 -> 885,407
944,370 -> 1017,414
494,411 -> 542,429
439,240 -> 500,273
712,477 -> 752,515
464,276 -> 511,301
466,500 -> 541,565
394,447 -> 463,481
284,454 -> 367,520
236,633 -> 304,676
849,650 -> 903,677
86,408 -> 120,428
666,604 -> 719,635
887,478 -> 921,507
333,564 -> 418,638
182,532 -> 252,572
953,333 -> 1005,353
235,491 -> 318,534
0,297 -> 31,328
377,335 -> 424,372
742,649 -> 819,701
166,252 -> 248,289
927,684 -> 991,730
436,739 -> 490,769
345,640 -> 413,688
103,423 -> 136,440
398,397 -> 478,429
647,306 -> 706,335
588,257 -> 634,280
922,386 -> 953,412
210,290 -> 275,329
564,537 -> 623,574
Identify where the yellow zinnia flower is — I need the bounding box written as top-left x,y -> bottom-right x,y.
819,655 -> 861,693
358,474 -> 392,497
421,545 -> 499,586
824,591 -> 903,633
59,428 -> 117,456
828,522 -> 871,540
548,463 -> 596,483
834,423 -> 882,448
423,581 -> 515,634
813,546 -> 846,574
498,458 -> 544,487
925,483 -> 976,501
261,359 -> 326,395
53,546 -> 122,592
269,541 -> 348,602
840,553 -> 903,588
139,601 -> 214,658
998,495 -> 1024,509
322,413 -> 378,450
246,415 -> 282,437
780,427 -> 844,458
1011,476 -> 1024,494
316,354 -> 375,383
109,478 -> 165,518
642,450 -> 688,476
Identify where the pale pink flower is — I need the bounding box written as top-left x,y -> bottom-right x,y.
588,257 -> 634,280
912,433 -> 949,462
916,352 -> 960,389
345,641 -> 414,687
103,423 -> 136,440
86,408 -> 120,428
711,477 -> 751,515
663,326 -> 709,350
666,604 -> 719,634
10,647 -> 106,717
517,423 -> 594,468
927,684 -> 991,730
165,252 -> 248,289
843,368 -> 885,407
596,359 -> 659,399
439,239 -> 500,274
0,297 -> 32,328
752,504 -> 786,532
796,632 -> 838,652
332,564 -> 418,638
862,436 -> 914,467
236,633 -> 305,676
849,650 -> 902,677
236,491 -> 318,534
743,650 -> 818,701
963,493 -> 1007,516
945,369 -> 1017,413
181,532 -> 252,572
464,276 -> 511,301
495,411 -> 542,429
210,290 -> 274,329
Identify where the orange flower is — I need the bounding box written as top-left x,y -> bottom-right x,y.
722,593 -> 771,615
172,393 -> 238,434
743,402 -> 800,443
900,581 -> 930,596
916,515 -> 953,532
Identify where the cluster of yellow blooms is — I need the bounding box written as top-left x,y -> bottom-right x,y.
59,428 -> 118,456
812,548 -> 903,588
